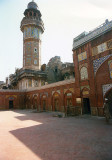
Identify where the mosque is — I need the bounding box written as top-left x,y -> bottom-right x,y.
0,0 -> 112,117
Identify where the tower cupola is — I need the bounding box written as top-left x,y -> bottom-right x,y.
27,1 -> 38,10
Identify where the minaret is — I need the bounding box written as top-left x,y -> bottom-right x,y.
20,0 -> 44,71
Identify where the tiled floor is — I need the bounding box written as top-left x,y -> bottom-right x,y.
0,110 -> 112,160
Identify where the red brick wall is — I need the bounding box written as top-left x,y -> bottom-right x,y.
0,91 -> 25,109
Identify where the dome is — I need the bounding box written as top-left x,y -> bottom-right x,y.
27,1 -> 38,10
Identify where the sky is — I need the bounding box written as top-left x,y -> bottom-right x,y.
0,0 -> 112,81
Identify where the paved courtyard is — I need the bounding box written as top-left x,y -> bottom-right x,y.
0,110 -> 112,160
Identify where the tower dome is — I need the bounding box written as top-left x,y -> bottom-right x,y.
27,1 -> 38,10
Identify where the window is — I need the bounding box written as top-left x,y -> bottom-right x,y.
29,12 -> 32,16
80,67 -> 88,80
41,80 -> 45,86
35,80 -> 38,87
28,80 -> 32,87
34,47 -> 37,53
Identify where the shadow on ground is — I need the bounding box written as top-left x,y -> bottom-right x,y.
10,110 -> 112,160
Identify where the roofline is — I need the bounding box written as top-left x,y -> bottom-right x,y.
73,20 -> 112,50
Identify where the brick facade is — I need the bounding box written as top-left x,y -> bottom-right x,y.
0,90 -> 25,110
73,28 -> 112,116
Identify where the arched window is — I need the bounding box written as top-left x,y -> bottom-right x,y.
80,67 -> 88,80
29,12 -> 32,16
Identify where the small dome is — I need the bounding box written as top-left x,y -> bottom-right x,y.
27,1 -> 38,10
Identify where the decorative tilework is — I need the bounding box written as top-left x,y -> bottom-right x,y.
26,58 -> 31,65
93,54 -> 112,74
67,93 -> 72,96
81,85 -> 90,90
82,90 -> 89,95
108,60 -> 112,78
28,80 -> 32,87
102,84 -> 112,96
26,42 -> 32,55
24,27 -> 39,39
80,67 -> 88,80
107,39 -> 112,49
34,60 -> 37,65
33,94 -> 38,97
92,47 -> 98,56
108,60 -> 112,67
97,43 -> 107,54
69,88 -> 74,93
78,52 -> 87,62
40,92 -> 48,97
64,88 -> 74,94
52,90 -> 60,95
79,63 -> 87,71
27,27 -> 31,37
6,95 -> 17,99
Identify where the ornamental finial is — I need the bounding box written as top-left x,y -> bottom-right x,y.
32,0 -> 34,2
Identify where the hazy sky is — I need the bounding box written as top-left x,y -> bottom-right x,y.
0,0 -> 112,81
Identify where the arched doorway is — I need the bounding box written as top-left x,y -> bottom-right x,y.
41,95 -> 47,111
26,95 -> 31,109
43,100 -> 46,111
6,96 -> 16,109
32,95 -> 38,109
9,100 -> 14,109
64,91 -> 74,115
83,98 -> 91,114
81,88 -> 91,114
54,98 -> 59,111
52,92 -> 61,111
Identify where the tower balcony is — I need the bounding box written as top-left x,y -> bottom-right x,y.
20,17 -> 44,33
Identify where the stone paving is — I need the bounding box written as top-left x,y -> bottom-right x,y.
0,110 -> 112,160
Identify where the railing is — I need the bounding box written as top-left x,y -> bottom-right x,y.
21,17 -> 44,30
73,20 -> 112,50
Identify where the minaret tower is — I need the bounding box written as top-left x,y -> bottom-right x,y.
20,0 -> 44,71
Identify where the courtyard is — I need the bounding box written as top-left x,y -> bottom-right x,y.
0,110 -> 112,160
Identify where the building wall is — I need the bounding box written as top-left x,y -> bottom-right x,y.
73,30 -> 112,116
0,90 -> 25,110
25,79 -> 77,113
0,80 -> 79,115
